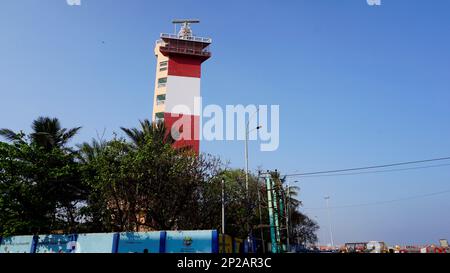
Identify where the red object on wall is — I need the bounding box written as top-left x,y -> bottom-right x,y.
168,56 -> 202,78
164,112 -> 200,154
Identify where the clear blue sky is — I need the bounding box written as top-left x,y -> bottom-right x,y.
1,0 -> 450,246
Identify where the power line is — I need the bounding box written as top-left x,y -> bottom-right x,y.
303,189 -> 450,210
293,163 -> 450,179
285,156 -> 450,177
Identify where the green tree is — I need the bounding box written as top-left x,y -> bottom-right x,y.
76,138 -> 112,232
0,116 -> 319,247
195,169 -> 262,239
0,138 -> 85,236
80,121 -> 222,232
0,117 -> 85,236
290,212 -> 319,245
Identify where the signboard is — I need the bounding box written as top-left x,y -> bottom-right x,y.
234,238 -> 244,253
165,230 -> 218,253
35,234 -> 77,253
75,233 -> 118,253
219,234 -> 233,253
0,235 -> 35,253
117,232 -> 164,253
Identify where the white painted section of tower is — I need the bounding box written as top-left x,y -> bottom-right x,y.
165,75 -> 201,115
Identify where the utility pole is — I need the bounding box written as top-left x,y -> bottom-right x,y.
257,174 -> 265,253
290,180 -> 299,248
324,196 -> 334,248
278,182 -> 285,252
284,183 -> 290,252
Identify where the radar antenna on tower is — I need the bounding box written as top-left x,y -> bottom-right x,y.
172,19 -> 200,39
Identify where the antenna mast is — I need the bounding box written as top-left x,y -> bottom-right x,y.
172,19 -> 200,39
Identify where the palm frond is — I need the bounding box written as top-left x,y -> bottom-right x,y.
30,117 -> 80,149
121,127 -> 144,145
62,127 -> 82,143
77,138 -> 106,162
0,128 -> 19,142
32,117 -> 61,136
121,119 -> 174,147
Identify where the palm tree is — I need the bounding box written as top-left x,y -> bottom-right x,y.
0,116 -> 81,150
269,172 -> 302,207
285,184 -> 302,208
120,119 -> 174,147
77,139 -> 107,163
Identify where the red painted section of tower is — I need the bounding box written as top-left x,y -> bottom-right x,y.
168,56 -> 202,78
164,112 -> 200,154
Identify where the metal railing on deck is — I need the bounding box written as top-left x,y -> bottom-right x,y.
160,46 -> 211,57
160,33 -> 212,43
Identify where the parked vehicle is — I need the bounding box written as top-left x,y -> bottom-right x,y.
366,241 -> 388,253
344,241 -> 388,253
344,242 -> 367,253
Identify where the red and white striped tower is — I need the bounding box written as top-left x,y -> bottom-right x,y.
152,19 -> 211,153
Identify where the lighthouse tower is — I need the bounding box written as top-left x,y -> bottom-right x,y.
152,19 -> 211,153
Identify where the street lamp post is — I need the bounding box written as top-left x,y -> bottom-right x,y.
324,196 -> 335,248
244,107 -> 261,193
245,122 -> 249,193
244,108 -> 262,252
222,178 -> 225,235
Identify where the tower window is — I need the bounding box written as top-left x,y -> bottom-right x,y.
156,94 -> 166,105
159,61 -> 168,71
155,112 -> 165,122
158,77 -> 167,88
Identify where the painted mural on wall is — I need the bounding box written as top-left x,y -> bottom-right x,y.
35,234 -> 77,253
117,232 -> 162,253
0,235 -> 34,253
165,230 -> 217,253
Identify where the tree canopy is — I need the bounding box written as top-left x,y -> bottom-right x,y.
0,117 -> 318,247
